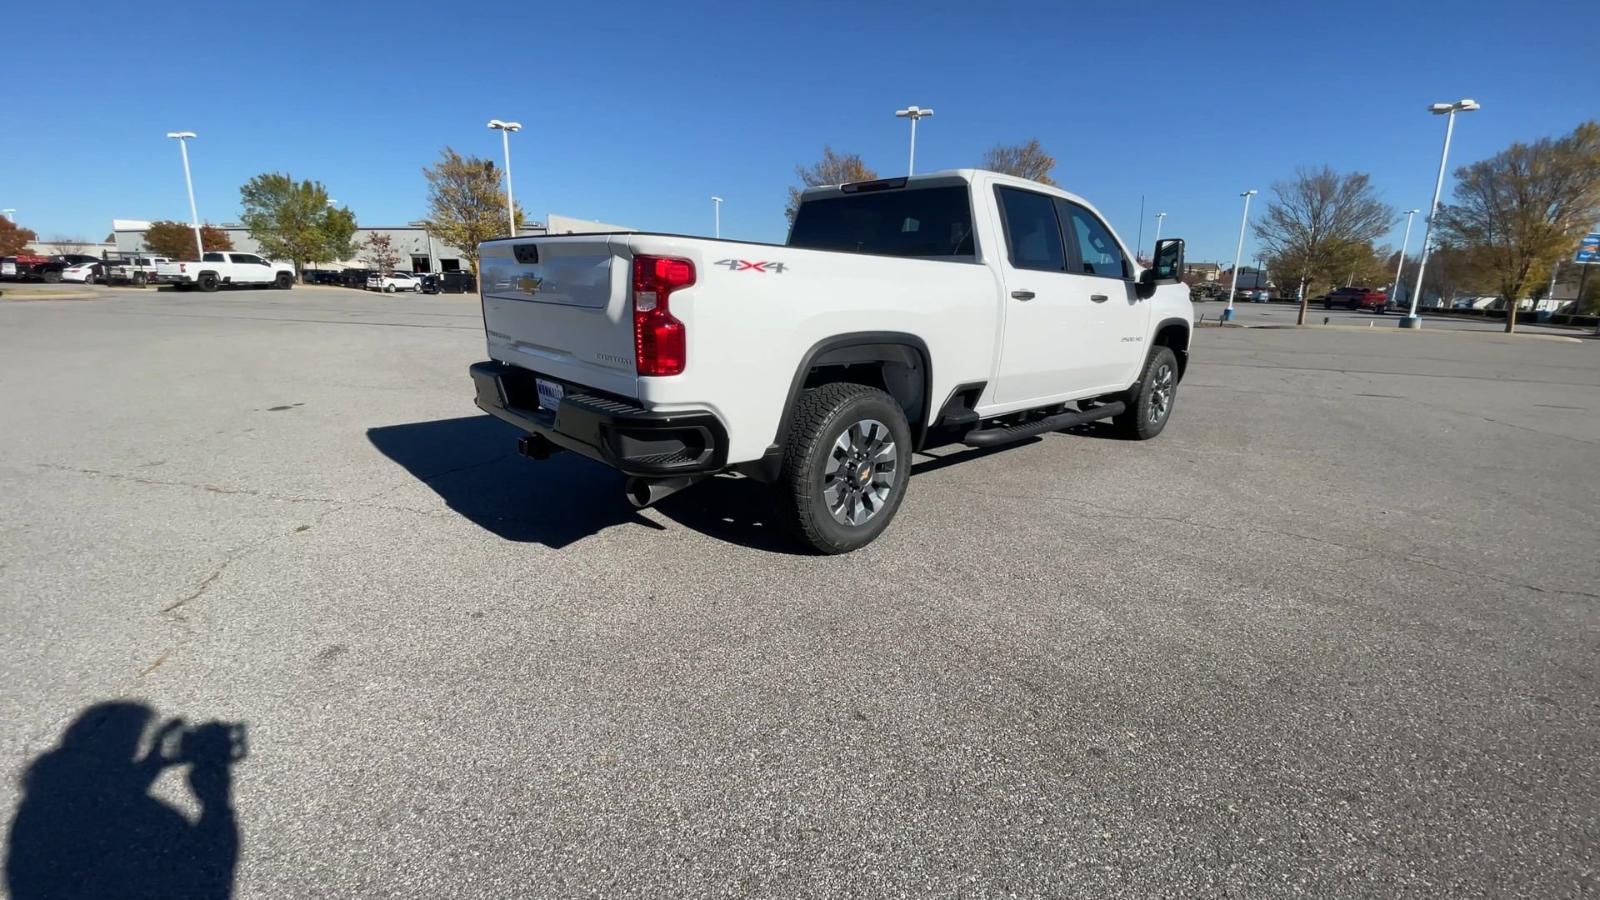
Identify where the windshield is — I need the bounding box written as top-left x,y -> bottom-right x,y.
788,185 -> 975,258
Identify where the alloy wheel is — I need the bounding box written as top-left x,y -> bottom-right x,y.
822,418 -> 898,527
1150,363 -> 1175,424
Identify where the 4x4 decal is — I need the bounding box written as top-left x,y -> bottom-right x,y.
714,259 -> 787,273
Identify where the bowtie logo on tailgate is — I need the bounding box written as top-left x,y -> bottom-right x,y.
714,259 -> 787,273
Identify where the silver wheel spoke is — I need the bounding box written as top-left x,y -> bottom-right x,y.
821,415 -> 899,528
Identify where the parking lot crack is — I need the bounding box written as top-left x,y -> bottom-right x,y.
36,463 -> 343,505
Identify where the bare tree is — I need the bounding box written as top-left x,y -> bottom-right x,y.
1254,166 -> 1395,324
47,235 -> 91,256
1436,121 -> 1600,332
980,139 -> 1057,186
786,146 -> 877,223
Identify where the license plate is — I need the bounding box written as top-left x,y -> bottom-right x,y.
536,378 -> 565,411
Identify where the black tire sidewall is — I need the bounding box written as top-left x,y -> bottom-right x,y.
784,386 -> 912,554
1118,346 -> 1178,440
198,274 -> 218,292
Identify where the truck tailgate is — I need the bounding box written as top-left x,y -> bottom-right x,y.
478,236 -> 639,400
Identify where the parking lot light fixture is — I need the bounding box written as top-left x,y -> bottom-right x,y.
711,196 -> 723,239
1222,190 -> 1257,323
1403,99 -> 1479,330
1,209 -> 14,222
487,119 -> 522,237
1391,208 -> 1421,307
894,106 -> 934,176
165,131 -> 203,260
1153,212 -> 1168,252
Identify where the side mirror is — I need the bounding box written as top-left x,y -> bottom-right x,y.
1137,238 -> 1185,299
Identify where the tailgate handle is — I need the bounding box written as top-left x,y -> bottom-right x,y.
513,244 -> 539,264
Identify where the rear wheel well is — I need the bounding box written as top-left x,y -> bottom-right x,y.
1152,319 -> 1190,380
776,336 -> 931,453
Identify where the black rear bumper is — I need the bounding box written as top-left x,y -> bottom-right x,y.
469,361 -> 727,477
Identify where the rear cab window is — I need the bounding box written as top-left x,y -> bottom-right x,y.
788,182 -> 976,259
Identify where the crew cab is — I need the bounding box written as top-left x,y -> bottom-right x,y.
155,252 -> 295,291
469,170 -> 1193,553
1323,286 -> 1390,312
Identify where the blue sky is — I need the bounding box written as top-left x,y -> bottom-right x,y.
2,0 -> 1592,263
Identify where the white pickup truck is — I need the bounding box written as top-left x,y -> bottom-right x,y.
470,169 -> 1193,552
155,251 -> 295,291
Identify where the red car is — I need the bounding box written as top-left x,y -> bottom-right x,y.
1324,286 -> 1390,313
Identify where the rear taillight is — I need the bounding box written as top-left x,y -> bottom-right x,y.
632,255 -> 693,376
179,263 -> 187,273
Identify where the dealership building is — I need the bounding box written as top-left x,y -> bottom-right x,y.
110,213 -> 630,272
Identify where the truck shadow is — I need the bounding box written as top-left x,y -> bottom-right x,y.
366,415 -> 802,553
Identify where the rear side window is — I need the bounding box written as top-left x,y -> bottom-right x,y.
1058,201 -> 1128,279
788,186 -> 975,258
996,187 -> 1065,272
202,252 -> 225,262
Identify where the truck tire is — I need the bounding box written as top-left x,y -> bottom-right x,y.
1114,346 -> 1179,440
198,273 -> 219,292
132,273 -> 146,286
275,273 -> 293,290
41,271 -> 61,284
776,383 -> 912,554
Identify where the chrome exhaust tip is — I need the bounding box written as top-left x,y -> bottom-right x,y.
624,475 -> 702,509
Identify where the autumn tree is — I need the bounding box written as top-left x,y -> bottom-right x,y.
786,146 -> 877,223
362,232 -> 401,274
0,218 -> 38,256
420,147 -> 523,276
981,139 -> 1057,186
1435,121 -> 1600,332
239,173 -> 358,280
142,221 -> 233,260
1253,166 -> 1395,324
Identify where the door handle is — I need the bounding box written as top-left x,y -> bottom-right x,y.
1090,294 -> 1109,303
1010,290 -> 1035,301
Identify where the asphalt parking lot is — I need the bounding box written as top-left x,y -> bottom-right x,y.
3,285 -> 1598,897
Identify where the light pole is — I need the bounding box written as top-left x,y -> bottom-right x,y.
1403,98 -> 1479,329
1222,190 -> 1257,323
487,119 -> 522,237
1153,212 -> 1168,254
1390,208 -> 1421,308
894,106 -> 934,176
711,196 -> 723,239
165,131 -> 203,260
1,209 -> 13,222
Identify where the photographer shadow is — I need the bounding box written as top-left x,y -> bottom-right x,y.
5,701 -> 245,900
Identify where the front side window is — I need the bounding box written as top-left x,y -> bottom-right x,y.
1059,202 -> 1128,279
996,187 -> 1065,272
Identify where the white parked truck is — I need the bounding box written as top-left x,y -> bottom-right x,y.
155,252 -> 295,291
470,169 -> 1193,552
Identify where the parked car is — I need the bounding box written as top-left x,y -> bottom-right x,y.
339,268 -> 373,289
421,271 -> 477,294
367,271 -> 423,293
1323,286 -> 1389,312
468,169 -> 1193,553
103,256 -> 171,286
155,252 -> 295,291
61,261 -> 105,284
1,254 -> 67,282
